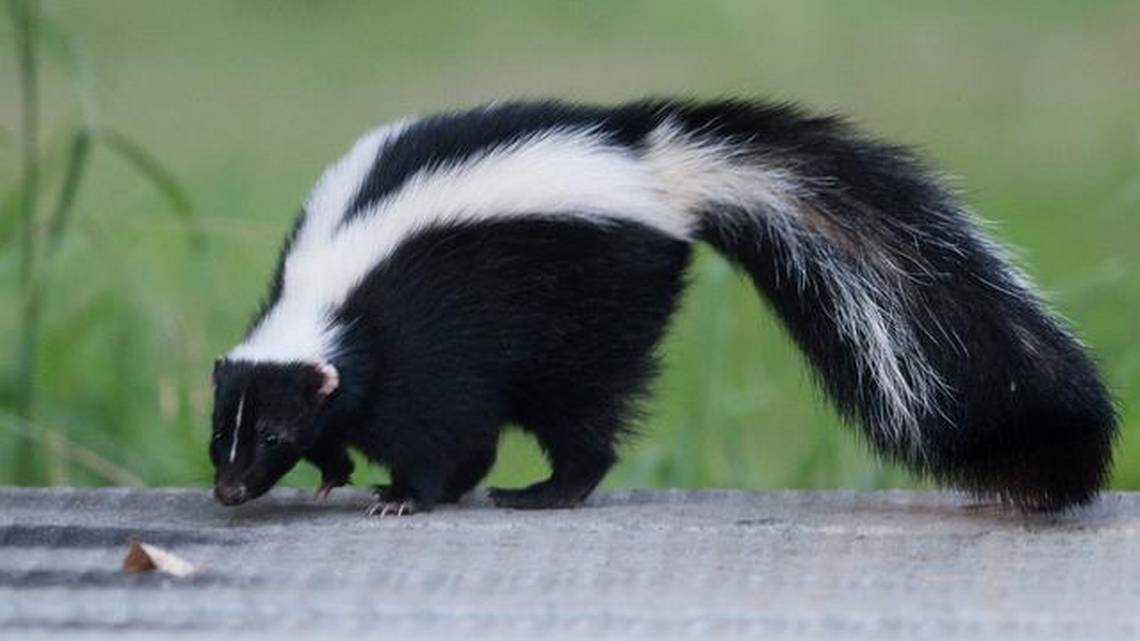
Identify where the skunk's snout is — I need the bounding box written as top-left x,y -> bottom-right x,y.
214,483 -> 249,506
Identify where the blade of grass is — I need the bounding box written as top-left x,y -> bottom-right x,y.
44,128 -> 92,259
11,0 -> 39,331
10,0 -> 45,485
0,129 -> 91,248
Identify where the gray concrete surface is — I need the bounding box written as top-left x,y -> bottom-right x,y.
2,488 -> 1138,641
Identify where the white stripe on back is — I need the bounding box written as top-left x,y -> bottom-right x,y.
232,125 -> 696,364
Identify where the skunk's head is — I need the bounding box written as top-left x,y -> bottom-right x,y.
209,359 -> 339,506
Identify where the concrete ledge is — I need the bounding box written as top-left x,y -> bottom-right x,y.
2,488 -> 1138,640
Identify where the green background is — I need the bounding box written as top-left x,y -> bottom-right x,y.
2,1 -> 1137,493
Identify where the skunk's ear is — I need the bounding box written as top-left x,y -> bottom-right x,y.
212,357 -> 226,385
314,361 -> 340,399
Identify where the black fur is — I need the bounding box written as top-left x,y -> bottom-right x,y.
326,219 -> 689,511
211,98 -> 1116,513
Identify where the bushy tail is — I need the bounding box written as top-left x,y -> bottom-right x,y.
648,99 -> 1116,510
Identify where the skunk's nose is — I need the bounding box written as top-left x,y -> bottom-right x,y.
214,483 -> 248,506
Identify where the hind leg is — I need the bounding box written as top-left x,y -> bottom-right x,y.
364,411 -> 500,515
489,415 -> 620,509
442,447 -> 497,503
371,448 -> 495,507
375,448 -> 495,506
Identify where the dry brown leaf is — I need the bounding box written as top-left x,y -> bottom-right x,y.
122,541 -> 197,577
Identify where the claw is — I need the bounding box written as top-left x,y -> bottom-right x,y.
365,499 -> 417,518
313,477 -> 348,502
312,484 -> 333,502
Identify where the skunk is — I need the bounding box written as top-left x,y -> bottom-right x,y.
210,98 -> 1116,513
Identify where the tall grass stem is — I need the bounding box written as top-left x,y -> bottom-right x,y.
9,0 -> 51,484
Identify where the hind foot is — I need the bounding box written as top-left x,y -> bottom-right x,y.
365,498 -> 418,518
366,484 -> 418,517
489,480 -> 594,510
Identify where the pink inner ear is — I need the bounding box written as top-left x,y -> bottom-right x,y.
316,362 -> 340,397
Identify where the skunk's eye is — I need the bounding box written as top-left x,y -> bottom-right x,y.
212,431 -> 223,442
261,433 -> 280,447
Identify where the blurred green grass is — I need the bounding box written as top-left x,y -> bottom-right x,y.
1,0 -> 1137,491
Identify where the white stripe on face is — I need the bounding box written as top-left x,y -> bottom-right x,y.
228,392 -> 246,464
